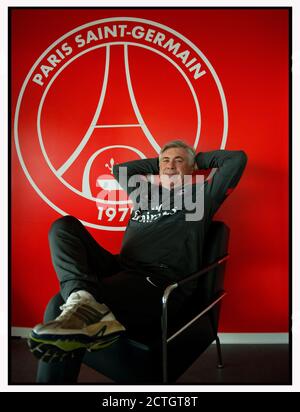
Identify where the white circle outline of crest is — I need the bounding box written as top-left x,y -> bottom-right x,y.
14,17 -> 228,231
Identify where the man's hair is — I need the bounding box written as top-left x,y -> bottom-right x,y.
159,140 -> 196,166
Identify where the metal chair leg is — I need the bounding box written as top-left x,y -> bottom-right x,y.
215,335 -> 224,369
161,284 -> 178,383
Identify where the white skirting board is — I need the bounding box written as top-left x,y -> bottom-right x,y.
11,327 -> 289,344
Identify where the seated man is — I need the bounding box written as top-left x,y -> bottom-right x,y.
28,140 -> 247,383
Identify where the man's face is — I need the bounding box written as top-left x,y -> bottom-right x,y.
159,147 -> 194,187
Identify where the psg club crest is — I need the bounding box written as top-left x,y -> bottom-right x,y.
14,17 -> 228,230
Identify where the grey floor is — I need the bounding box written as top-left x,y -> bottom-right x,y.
9,338 -> 291,385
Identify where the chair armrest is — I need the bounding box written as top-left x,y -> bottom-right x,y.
161,253 -> 229,335
162,254 -> 229,303
177,254 -> 229,287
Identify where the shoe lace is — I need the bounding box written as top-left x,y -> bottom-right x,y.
57,300 -> 85,322
57,297 -> 109,324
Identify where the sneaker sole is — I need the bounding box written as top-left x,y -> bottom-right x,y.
28,331 -> 123,363
27,339 -> 86,363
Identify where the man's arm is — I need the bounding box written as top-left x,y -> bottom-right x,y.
195,150 -> 247,213
112,157 -> 159,194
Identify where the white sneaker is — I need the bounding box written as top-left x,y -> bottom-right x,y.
28,291 -> 125,362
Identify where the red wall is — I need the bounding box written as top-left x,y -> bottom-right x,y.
11,8 -> 289,332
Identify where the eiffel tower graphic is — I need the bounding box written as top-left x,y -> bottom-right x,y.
54,44 -> 161,200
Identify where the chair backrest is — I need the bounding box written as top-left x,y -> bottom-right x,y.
197,220 -> 230,306
171,220 -> 229,333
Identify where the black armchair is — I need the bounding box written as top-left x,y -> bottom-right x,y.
83,220 -> 230,383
